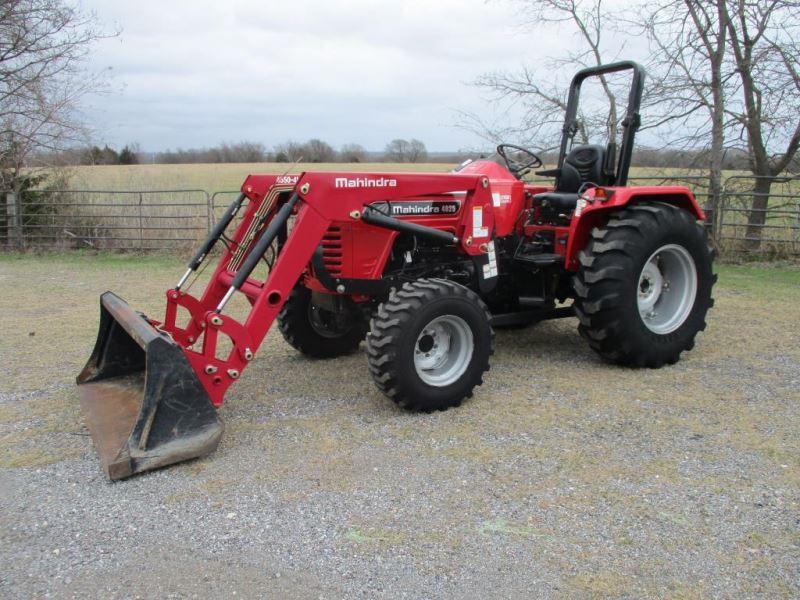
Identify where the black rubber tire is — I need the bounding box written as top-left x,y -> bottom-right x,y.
366,278 -> 494,412
277,286 -> 366,359
572,203 -> 716,367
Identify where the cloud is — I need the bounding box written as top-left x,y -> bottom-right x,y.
83,0 -> 562,151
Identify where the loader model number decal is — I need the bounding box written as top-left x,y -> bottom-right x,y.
276,175 -> 299,185
335,177 -> 398,189
373,200 -> 462,217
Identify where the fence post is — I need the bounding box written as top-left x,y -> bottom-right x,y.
795,201 -> 800,246
6,192 -> 23,250
704,205 -> 715,236
206,191 -> 213,233
138,192 -> 144,252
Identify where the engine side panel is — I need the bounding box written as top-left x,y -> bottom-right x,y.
277,171 -> 495,293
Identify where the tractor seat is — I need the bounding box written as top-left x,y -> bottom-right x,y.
533,144 -> 607,212
534,191 -> 584,211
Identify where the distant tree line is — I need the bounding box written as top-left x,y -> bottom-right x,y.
45,138 -> 780,170
155,141 -> 266,164
80,144 -> 140,165
49,138 -> 436,165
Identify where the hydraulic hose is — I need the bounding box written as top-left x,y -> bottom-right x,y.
215,193 -> 300,312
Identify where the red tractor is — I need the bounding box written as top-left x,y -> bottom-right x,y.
77,62 -> 715,479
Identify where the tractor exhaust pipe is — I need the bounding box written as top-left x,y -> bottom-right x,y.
76,292 -> 223,480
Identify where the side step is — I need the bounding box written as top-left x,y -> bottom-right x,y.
513,249 -> 564,268
491,305 -> 575,327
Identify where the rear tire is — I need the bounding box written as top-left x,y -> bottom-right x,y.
278,286 -> 366,359
573,203 -> 715,367
366,279 -> 494,412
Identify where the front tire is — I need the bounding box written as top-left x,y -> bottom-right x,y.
573,203 -> 715,367
277,286 -> 366,358
366,279 -> 494,412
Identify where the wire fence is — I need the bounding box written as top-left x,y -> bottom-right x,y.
627,175 -> 713,210
2,175 -> 798,257
716,176 -> 800,256
1,189 -> 211,251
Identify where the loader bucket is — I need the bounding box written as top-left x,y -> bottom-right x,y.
76,292 -> 223,480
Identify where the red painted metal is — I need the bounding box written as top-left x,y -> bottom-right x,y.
153,162 -> 702,408
561,185 -> 703,270
457,160 -> 525,237
157,170 -> 494,407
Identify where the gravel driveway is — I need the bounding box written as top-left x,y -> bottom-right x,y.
1,254 -> 798,599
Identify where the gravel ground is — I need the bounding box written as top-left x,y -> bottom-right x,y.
1,254 -> 798,599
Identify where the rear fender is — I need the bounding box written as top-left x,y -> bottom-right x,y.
564,186 -> 705,271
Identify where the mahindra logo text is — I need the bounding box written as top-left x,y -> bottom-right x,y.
390,202 -> 460,216
334,177 -> 398,189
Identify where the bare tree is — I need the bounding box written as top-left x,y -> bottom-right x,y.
638,0 -> 800,244
384,138 -> 428,162
407,139 -> 428,162
0,0 -> 114,190
340,143 -> 366,163
216,141 -> 265,163
636,0 -> 730,225
273,140 -> 305,163
384,139 -> 410,162
719,0 -> 800,244
273,139 -> 336,163
465,0 -> 621,151
470,0 -> 799,250
304,138 -> 337,163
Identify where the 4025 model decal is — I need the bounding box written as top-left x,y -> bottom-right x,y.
370,200 -> 462,217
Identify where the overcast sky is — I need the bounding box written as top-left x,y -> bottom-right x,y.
82,0 -> 570,152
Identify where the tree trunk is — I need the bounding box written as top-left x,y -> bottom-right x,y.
744,177 -> 774,249
707,170 -> 723,237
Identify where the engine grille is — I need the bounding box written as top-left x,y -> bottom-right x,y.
321,226 -> 343,276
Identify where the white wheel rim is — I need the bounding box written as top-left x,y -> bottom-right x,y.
637,244 -> 698,334
413,315 -> 474,387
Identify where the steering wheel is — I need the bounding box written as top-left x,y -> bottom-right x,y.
496,144 -> 543,177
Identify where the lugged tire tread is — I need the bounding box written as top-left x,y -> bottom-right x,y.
277,286 -> 365,359
366,278 -> 494,412
572,204 -> 716,368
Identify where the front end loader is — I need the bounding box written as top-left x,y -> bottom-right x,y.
77,171 -> 498,479
77,61 -> 715,479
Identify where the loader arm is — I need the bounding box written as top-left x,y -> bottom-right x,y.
77,170 -> 493,479
161,171 -> 493,406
